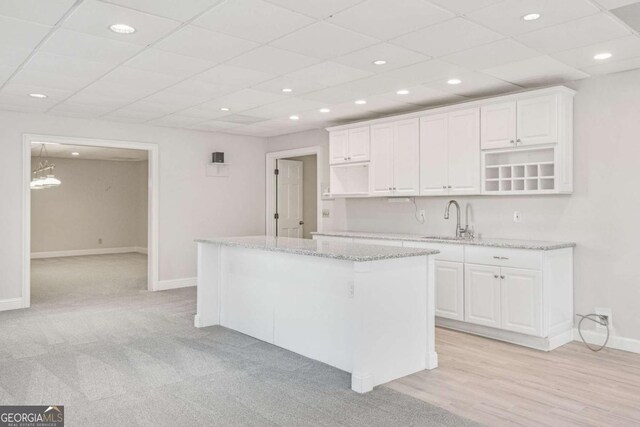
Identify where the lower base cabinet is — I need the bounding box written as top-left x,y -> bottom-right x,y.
434,261 -> 464,321
464,264 -> 501,328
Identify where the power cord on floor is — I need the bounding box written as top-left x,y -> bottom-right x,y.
576,314 -> 610,352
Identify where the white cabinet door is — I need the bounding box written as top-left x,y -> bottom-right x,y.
448,107 -> 480,195
347,126 -> 370,162
501,267 -> 543,336
393,118 -> 420,196
465,263 -> 501,328
481,101 -> 516,149
420,113 -> 449,196
329,130 -> 349,164
517,95 -> 558,146
369,123 -> 394,196
435,261 -> 464,321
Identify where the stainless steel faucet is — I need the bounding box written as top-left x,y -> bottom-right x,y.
444,200 -> 470,238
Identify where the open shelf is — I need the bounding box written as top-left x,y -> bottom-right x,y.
483,148 -> 556,194
330,162 -> 370,196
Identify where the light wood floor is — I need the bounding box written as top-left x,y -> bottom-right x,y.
388,327 -> 640,426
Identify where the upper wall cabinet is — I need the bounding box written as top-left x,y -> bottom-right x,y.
370,118 -> 420,197
481,94 -> 559,149
420,108 -> 480,196
329,126 -> 370,164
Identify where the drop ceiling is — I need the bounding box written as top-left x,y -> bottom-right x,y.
2,0 -> 640,138
31,142 -> 148,161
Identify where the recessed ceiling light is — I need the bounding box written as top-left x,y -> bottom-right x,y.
282,88 -> 293,93
29,93 -> 47,99
109,24 -> 136,34
447,78 -> 462,85
319,108 -> 331,113
220,107 -> 230,112
373,59 -> 387,65
594,52 -> 612,60
522,13 -> 540,21
396,89 -> 410,95
289,115 -> 299,120
355,99 -> 367,105
71,152 -> 80,156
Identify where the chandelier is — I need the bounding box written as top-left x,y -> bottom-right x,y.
31,144 -> 61,190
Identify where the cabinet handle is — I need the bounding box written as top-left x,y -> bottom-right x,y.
500,275 -> 505,279
388,187 -> 393,191
492,256 -> 509,260
494,274 -> 499,279
510,140 -> 515,144
448,185 -> 452,188
516,139 -> 521,144
442,185 -> 447,189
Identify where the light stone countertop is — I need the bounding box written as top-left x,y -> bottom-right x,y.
312,231 -> 576,251
195,235 -> 439,262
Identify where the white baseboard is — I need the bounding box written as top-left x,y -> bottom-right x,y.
156,277 -> 196,291
0,298 -> 24,312
31,247 -> 148,259
573,329 -> 640,354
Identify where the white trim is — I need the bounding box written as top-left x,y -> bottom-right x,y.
265,146 -> 324,237
156,277 -> 197,291
0,298 -> 24,312
23,134 -> 161,312
326,85 -> 576,132
31,247 -> 147,259
573,329 -> 640,354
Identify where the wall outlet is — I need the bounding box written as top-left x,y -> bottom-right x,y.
98,238 -> 103,245
322,209 -> 330,218
513,211 -> 522,223
418,210 -> 426,222
595,307 -> 613,331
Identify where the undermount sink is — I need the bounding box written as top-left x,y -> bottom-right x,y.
420,235 -> 472,241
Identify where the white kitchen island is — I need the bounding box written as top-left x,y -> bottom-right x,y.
194,236 -> 439,393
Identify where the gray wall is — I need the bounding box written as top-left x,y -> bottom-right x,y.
267,68 -> 640,342
31,158 -> 148,253
286,155 -> 317,239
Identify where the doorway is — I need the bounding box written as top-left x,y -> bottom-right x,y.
22,134 -> 159,309
266,147 -> 323,238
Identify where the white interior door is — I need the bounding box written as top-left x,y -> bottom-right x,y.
277,159 -> 303,238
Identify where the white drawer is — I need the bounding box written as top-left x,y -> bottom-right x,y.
465,246 -> 542,270
351,238 -> 403,247
402,241 -> 464,262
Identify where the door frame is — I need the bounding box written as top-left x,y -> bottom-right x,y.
265,146 -> 323,237
22,133 -> 160,308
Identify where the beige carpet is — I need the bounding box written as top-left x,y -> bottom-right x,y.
0,253 -> 479,426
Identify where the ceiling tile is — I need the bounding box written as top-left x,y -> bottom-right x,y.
75,79 -> 159,103
426,0 -> 506,14
194,64 -> 275,87
0,0 -> 75,25
0,66 -> 16,85
483,55 -> 589,86
178,105 -> 232,120
285,61 -> 372,87
442,39 -> 540,70
23,52 -> 113,80
378,85 -> 467,107
610,2 -> 640,31
227,46 -> 320,76
0,92 -> 58,113
50,101 -> 116,118
224,124 -> 283,137
155,25 -> 259,63
103,109 -> 161,122
41,28 -> 142,63
516,13 -> 631,53
125,48 -> 215,78
139,87 -> 218,109
270,22 -> 378,60
65,92 -> 132,110
466,0 -> 600,36
328,0 -> 454,40
149,114 -> 206,127
113,100 -> 181,116
101,67 -> 181,92
333,43 -> 430,72
552,35 -> 640,69
251,76 -> 325,96
348,94 -> 419,114
193,0 -> 313,43
11,69 -> 94,91
582,55 -> 640,74
62,0 -> 181,46
215,114 -> 268,124
391,18 -> 503,57
598,0 -> 640,10
188,120 -> 242,132
101,0 -> 225,21
1,81 -> 74,101
0,46 -> 32,68
299,86 -> 362,104
263,0 -> 366,19
242,97 -> 326,119
0,15 -> 52,50
423,71 -> 521,97
377,60 -> 470,87
197,88 -> 287,112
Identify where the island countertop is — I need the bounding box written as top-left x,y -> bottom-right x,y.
311,231 -> 576,251
195,235 -> 439,262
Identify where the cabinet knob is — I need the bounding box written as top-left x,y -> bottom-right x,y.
516,139 -> 521,143
442,185 -> 447,189
448,185 -> 452,188
494,274 -> 499,279
389,187 -> 393,191
510,140 -> 515,144
500,275 -> 505,279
